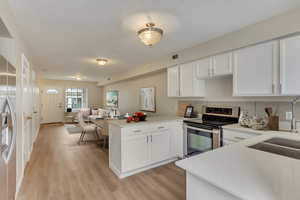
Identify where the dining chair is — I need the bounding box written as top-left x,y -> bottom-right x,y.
77,112 -> 100,144
94,119 -> 109,148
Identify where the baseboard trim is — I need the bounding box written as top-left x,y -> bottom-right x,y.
15,125 -> 41,200
15,169 -> 24,200
110,157 -> 178,179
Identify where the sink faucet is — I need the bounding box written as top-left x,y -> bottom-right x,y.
291,97 -> 300,133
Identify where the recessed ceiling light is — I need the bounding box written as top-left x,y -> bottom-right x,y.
137,23 -> 163,46
96,58 -> 108,66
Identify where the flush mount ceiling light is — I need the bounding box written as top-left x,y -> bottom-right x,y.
96,58 -> 108,66
137,23 -> 163,46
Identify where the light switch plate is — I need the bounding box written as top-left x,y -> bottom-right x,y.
286,112 -> 293,121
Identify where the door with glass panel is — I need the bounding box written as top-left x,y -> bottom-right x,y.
41,87 -> 64,123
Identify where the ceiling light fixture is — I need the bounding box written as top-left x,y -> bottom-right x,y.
137,23 -> 163,46
96,58 -> 108,66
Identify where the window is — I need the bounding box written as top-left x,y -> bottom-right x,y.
46,89 -> 58,94
65,88 -> 87,111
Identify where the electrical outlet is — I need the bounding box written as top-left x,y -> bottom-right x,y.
286,112 -> 293,121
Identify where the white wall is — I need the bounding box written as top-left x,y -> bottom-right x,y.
102,70 -> 178,116
0,0 -> 39,197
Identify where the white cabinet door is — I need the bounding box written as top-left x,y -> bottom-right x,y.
196,57 -> 212,79
180,63 -> 194,97
213,52 -> 233,76
123,135 -> 150,172
167,66 -> 180,97
280,35 -> 300,95
233,41 -> 278,96
169,122 -> 184,158
180,62 -> 206,97
150,129 -> 171,164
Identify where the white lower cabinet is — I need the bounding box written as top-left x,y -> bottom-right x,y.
150,129 -> 171,164
109,121 -> 183,178
123,135 -> 149,172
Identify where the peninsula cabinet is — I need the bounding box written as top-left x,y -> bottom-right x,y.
109,120 -> 183,178
233,41 -> 279,96
280,35 -> 300,96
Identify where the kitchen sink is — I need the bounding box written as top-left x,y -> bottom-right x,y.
248,137 -> 300,160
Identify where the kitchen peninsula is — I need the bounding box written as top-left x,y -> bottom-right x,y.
108,116 -> 184,178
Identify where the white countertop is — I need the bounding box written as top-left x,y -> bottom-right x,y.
222,123 -> 289,135
176,132 -> 300,200
107,116 -> 185,128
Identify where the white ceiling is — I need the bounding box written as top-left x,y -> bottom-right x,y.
8,0 -> 300,82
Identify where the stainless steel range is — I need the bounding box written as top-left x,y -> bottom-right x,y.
184,106 -> 240,157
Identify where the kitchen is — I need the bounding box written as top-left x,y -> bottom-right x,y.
2,0 -> 300,200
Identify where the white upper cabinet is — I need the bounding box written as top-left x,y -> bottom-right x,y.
196,57 -> 212,79
167,65 -> 180,97
180,62 -> 206,97
212,52 -> 233,76
280,35 -> 300,96
233,41 -> 279,96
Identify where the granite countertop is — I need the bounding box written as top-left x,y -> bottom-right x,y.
107,116 -> 185,128
176,132 -> 300,200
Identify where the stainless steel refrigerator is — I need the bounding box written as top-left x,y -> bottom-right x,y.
0,54 -> 16,200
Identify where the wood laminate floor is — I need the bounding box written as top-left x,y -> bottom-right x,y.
17,124 -> 186,200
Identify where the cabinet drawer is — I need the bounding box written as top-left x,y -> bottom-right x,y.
152,124 -> 169,132
223,129 -> 259,142
122,126 -> 149,138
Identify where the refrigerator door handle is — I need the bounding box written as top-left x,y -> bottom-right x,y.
0,113 -> 8,154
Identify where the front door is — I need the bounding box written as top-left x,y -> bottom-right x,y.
41,87 -> 64,123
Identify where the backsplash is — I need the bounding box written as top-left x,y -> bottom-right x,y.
179,100 -> 300,121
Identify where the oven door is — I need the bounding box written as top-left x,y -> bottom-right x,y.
186,126 -> 213,156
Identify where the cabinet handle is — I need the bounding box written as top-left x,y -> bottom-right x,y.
151,135 -> 152,142
146,136 -> 148,143
133,130 -> 141,133
157,126 -> 165,129
272,84 -> 274,94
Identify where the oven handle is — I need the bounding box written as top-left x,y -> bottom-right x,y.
186,126 -> 213,133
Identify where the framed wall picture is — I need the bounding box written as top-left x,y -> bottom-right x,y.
106,90 -> 119,107
140,87 -> 156,112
